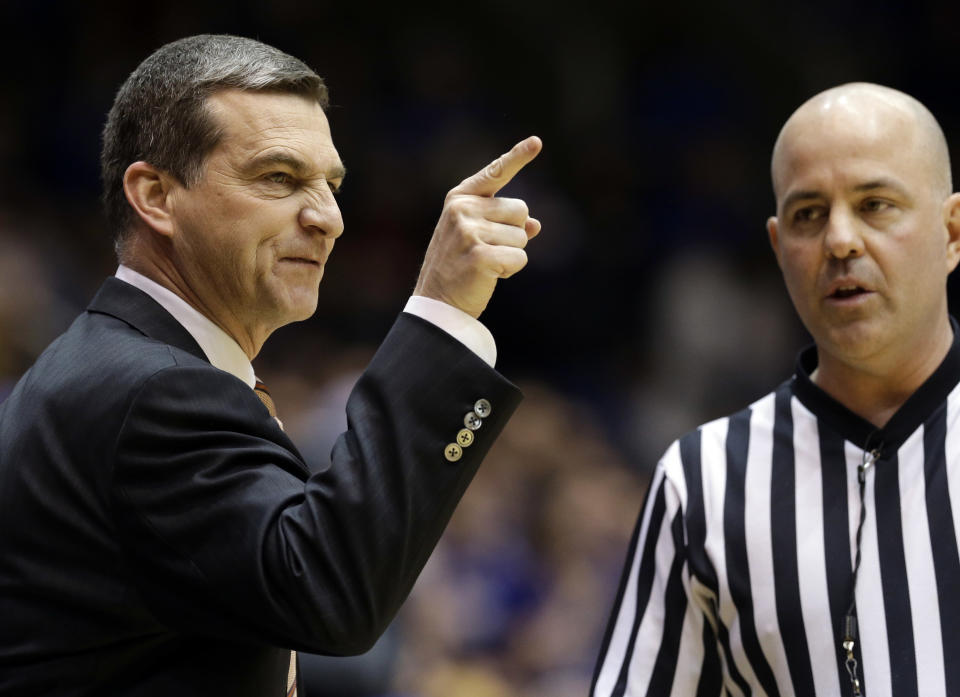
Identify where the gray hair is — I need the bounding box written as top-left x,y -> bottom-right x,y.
100,34 -> 328,249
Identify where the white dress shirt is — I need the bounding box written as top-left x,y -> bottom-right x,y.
115,265 -> 497,387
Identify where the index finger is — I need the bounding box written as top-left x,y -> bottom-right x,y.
452,136 -> 543,198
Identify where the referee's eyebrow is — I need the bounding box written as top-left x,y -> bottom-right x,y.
782,189 -> 823,211
852,177 -> 910,200
782,177 -> 912,211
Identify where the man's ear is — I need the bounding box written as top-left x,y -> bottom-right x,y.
767,216 -> 782,268
944,193 -> 960,274
122,161 -> 177,237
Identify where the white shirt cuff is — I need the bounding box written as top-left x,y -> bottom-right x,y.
403,296 -> 497,368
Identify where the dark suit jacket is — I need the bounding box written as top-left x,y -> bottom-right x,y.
0,277 -> 521,696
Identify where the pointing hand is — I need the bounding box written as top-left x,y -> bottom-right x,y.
414,136 -> 543,318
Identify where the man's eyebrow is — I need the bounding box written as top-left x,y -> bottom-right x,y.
782,190 -> 823,211
247,152 -> 309,175
852,178 -> 909,197
329,163 -> 347,182
247,152 -> 348,182
782,178 -> 911,212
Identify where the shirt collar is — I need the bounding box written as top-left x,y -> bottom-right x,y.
115,265 -> 256,388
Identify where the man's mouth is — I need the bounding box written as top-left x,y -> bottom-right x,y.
826,282 -> 875,303
282,257 -> 321,266
831,285 -> 866,299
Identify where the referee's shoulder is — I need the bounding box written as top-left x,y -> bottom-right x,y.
657,386 -> 782,501
693,384 -> 783,445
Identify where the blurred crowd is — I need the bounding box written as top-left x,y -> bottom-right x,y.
283,378 -> 644,697
3,0 -> 960,693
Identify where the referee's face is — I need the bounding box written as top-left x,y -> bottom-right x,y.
766,87 -> 960,376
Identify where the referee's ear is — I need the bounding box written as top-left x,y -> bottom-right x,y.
944,193 -> 960,274
767,216 -> 783,268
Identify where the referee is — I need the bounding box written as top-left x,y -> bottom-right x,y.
593,83 -> 960,697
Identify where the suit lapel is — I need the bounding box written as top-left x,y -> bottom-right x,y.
87,277 -> 207,362
88,276 -> 311,475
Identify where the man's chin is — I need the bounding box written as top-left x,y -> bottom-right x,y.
815,320 -> 888,364
261,275 -> 322,323
269,293 -> 320,326
286,299 -> 320,323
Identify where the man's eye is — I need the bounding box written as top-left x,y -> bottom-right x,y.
862,199 -> 892,213
265,172 -> 292,185
793,207 -> 824,223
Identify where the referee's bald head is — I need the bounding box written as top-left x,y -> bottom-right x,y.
771,82 -> 952,205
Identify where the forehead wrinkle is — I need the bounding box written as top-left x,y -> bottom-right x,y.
204,91 -> 344,182
231,127 -> 323,161
205,88 -> 334,148
208,87 -> 325,124
852,177 -> 911,198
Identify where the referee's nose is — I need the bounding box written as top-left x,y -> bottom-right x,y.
823,206 -> 865,261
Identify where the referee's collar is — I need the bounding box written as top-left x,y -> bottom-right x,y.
792,315 -> 960,452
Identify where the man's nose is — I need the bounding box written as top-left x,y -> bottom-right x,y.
299,199 -> 344,239
823,207 -> 865,260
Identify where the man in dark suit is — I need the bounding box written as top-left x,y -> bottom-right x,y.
0,34 -> 542,696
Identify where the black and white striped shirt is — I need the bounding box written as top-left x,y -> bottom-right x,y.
593,335 -> 960,697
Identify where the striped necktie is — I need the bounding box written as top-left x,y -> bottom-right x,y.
252,379 -> 296,697
254,380 -> 284,431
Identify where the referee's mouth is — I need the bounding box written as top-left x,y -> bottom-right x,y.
825,281 -> 873,302
831,286 -> 865,298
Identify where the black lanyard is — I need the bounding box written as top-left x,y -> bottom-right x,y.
842,438 -> 883,697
